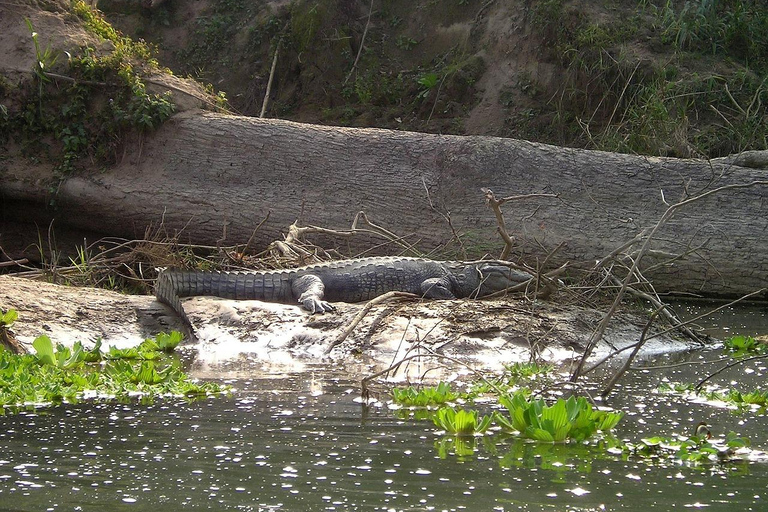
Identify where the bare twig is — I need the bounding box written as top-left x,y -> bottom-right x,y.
580,288 -> 767,376
0,258 -> 28,268
325,291 -> 419,354
696,354 -> 768,391
260,23 -> 289,118
482,188 -> 558,259
571,180 -> 768,382
342,0 -> 374,87
600,305 -> 665,398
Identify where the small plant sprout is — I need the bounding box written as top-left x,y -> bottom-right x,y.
417,73 -> 440,99
432,407 -> 492,436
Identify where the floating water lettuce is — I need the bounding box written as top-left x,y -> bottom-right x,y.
723,335 -> 766,357
495,393 -> 623,443
0,330 -> 225,414
621,431 -> 752,464
432,407 -> 492,436
392,381 -> 458,407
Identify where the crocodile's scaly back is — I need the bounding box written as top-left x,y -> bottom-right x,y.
155,257 -> 535,331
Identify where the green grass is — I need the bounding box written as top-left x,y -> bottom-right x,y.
515,0 -> 768,158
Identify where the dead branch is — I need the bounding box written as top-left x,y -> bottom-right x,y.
608,275 -> 704,345
600,305 -> 665,398
342,0 -> 374,87
570,179 -> 768,382
0,325 -> 27,354
696,354 -> 768,391
351,211 -> 421,255
0,258 -> 28,268
482,188 -> 558,260
260,23 -> 289,118
325,291 -> 419,354
579,288 -> 767,376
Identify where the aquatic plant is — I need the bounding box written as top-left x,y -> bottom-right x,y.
391,381 -> 459,407
0,309 -> 18,328
495,393 -> 624,443
659,381 -> 768,414
723,335 -> 766,357
463,362 -> 553,400
0,331 -> 224,414
622,430 -> 751,464
505,361 -> 555,380
431,407 -> 492,436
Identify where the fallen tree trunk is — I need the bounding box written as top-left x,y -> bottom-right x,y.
2,110 -> 767,296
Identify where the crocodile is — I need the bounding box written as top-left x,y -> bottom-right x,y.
155,257 -> 534,328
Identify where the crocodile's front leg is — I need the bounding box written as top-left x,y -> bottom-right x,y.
419,276 -> 457,299
292,275 -> 336,313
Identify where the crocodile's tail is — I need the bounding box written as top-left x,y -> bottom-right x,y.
154,269 -> 296,331
155,270 -> 194,334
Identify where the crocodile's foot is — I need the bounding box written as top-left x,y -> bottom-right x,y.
301,297 -> 336,314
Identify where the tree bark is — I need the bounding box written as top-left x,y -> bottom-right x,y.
2,110 -> 767,296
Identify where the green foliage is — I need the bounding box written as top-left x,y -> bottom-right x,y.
463,362 -> 552,400
495,393 -> 623,443
155,331 -> 184,352
624,430 -> 750,464
178,0 -> 255,77
723,334 -> 767,357
395,35 -> 419,51
505,361 -> 554,380
0,330 -> 223,414
25,17 -> 59,106
432,407 -> 492,436
516,0 -> 768,158
391,381 -> 458,407
70,0 -> 158,65
8,4 -> 175,182
652,0 -> 768,67
417,73 -> 440,99
0,310 -> 18,327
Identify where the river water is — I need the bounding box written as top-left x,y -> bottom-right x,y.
0,303 -> 766,511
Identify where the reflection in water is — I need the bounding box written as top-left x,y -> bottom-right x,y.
0,365 -> 766,511
0,303 -> 766,511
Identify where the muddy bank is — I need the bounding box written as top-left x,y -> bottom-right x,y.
1,275 -> 697,380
